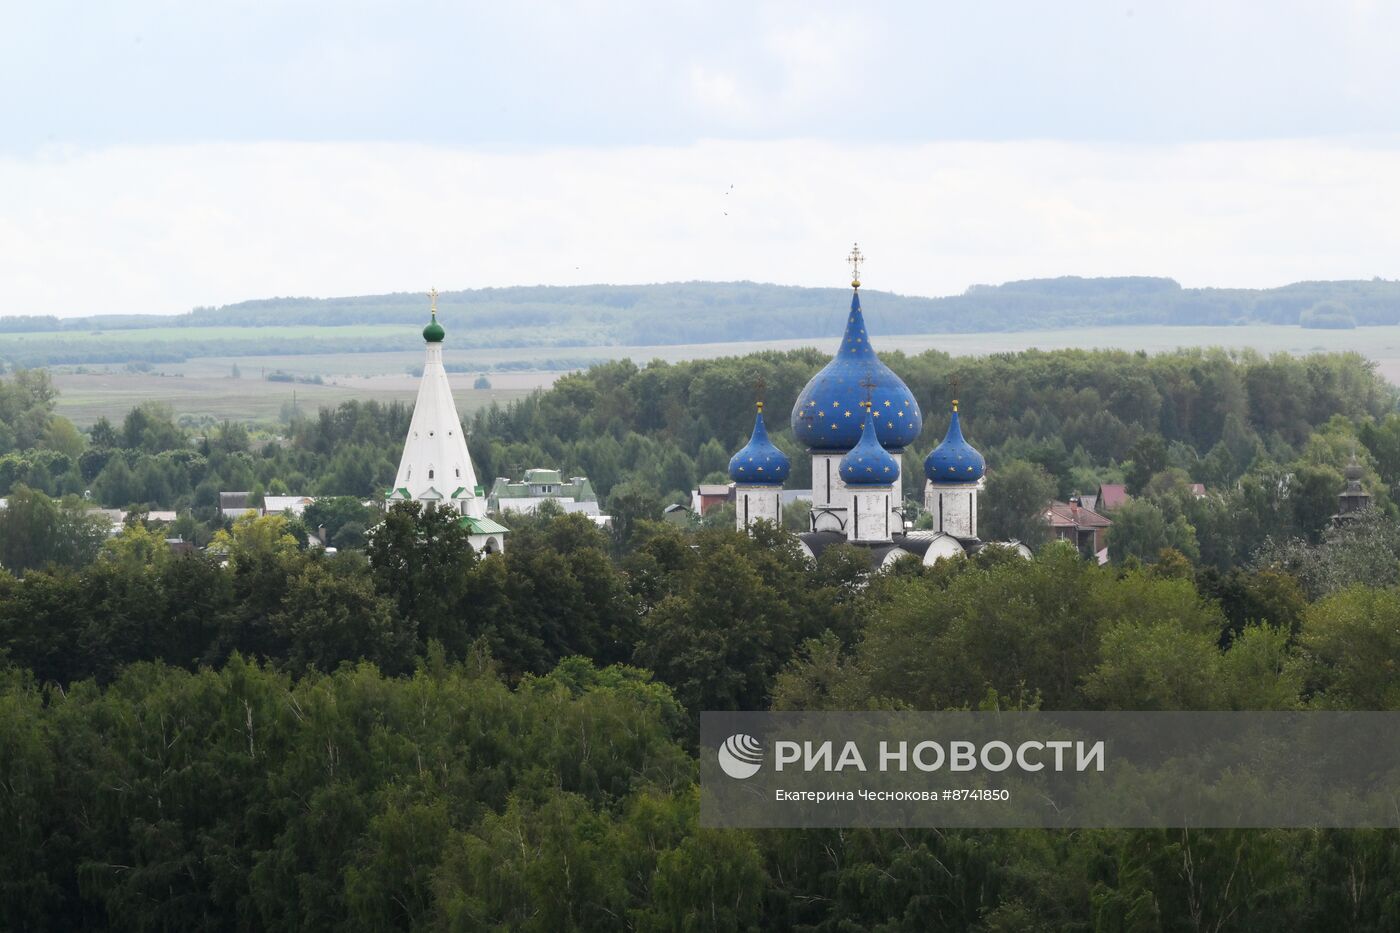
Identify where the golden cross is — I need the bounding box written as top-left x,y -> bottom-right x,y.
750,374 -> 768,412
847,242 -> 863,288
428,288 -> 438,315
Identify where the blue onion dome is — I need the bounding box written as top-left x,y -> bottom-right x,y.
924,400 -> 986,484
728,403 -> 791,485
839,407 -> 900,486
791,290 -> 922,450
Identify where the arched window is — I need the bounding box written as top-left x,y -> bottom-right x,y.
428,469 -> 435,479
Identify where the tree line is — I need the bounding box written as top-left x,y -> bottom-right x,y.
3,344 -> 1398,569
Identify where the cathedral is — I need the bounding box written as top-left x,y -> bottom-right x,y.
388,251 -> 1027,567
728,246 -> 1030,567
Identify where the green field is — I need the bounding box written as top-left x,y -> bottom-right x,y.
1,324 -> 406,344
0,323 -> 598,369
39,323 -> 1400,425
163,323 -> 1400,377
49,372 -> 534,427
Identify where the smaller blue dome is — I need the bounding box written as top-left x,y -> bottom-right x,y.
729,406 -> 790,485
839,408 -> 899,486
925,402 -> 985,484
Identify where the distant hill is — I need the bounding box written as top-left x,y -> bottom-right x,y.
3,278 -> 1400,366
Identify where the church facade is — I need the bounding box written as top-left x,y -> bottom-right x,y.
727,246 -> 1030,567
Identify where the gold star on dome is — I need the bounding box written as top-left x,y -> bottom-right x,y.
883,400 -> 890,407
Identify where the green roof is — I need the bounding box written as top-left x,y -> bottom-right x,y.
489,473 -> 597,503
461,516 -> 510,535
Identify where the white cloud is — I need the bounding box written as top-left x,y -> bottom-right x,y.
1,137 -> 1398,317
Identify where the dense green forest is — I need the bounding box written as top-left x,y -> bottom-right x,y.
6,508 -> 1400,929
5,347 -> 1400,929
5,342 -> 1396,568
4,277 -> 1400,367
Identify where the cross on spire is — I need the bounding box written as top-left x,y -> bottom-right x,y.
428,287 -> 438,317
948,374 -> 960,412
859,372 -> 877,409
847,242 -> 863,289
751,374 -> 767,412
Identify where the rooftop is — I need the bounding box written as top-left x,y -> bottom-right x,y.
1045,499 -> 1113,529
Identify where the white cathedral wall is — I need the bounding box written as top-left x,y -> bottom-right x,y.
848,488 -> 894,543
925,480 -> 980,538
811,451 -> 904,534
810,452 -> 848,532
810,453 -> 846,508
468,533 -> 504,555
735,487 -> 781,531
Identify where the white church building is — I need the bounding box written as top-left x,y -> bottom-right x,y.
727,246 -> 1030,567
386,291 -> 508,553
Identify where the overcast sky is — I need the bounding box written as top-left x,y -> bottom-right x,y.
3,1 -> 1399,316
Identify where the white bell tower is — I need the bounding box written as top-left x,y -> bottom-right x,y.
387,289 -> 507,554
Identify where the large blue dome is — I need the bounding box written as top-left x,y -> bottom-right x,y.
839,409 -> 900,486
924,403 -> 985,484
728,406 -> 791,485
791,290 -> 922,451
